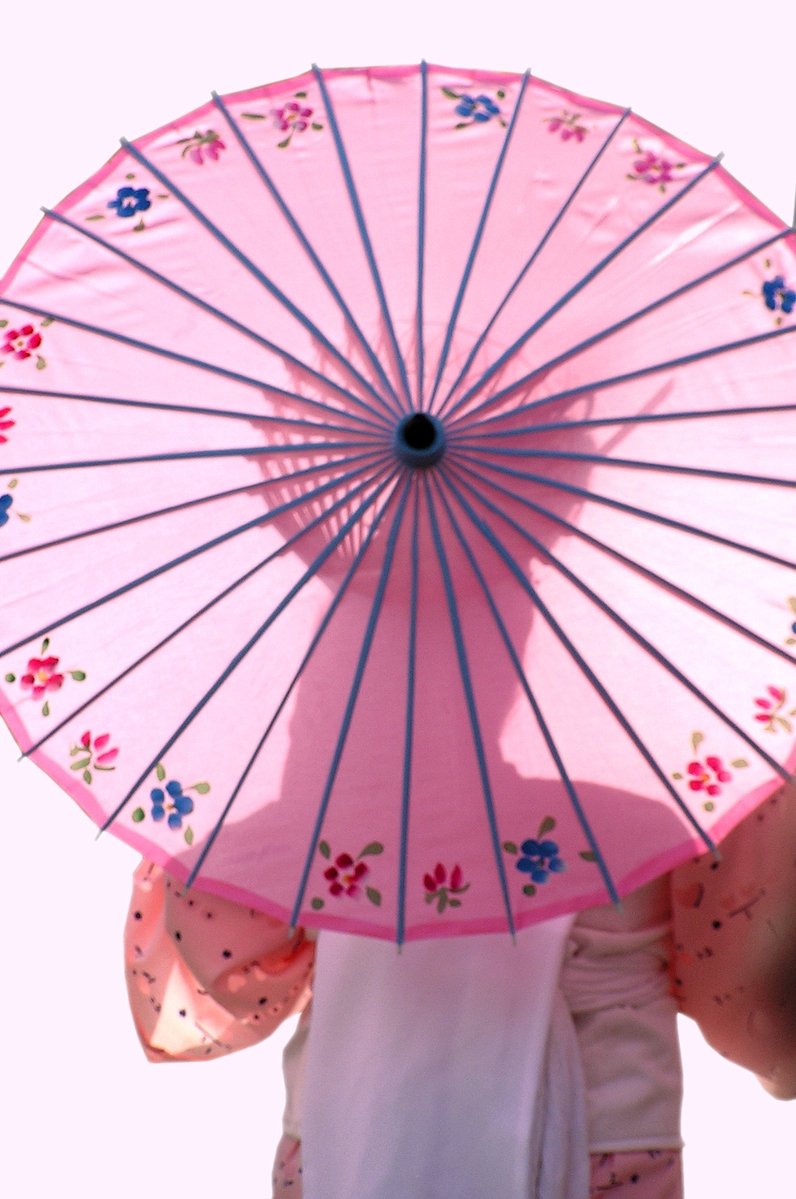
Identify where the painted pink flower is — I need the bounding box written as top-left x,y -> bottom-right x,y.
2,325 -> 42,361
178,129 -> 226,165
21,655 -> 65,699
686,756 -> 732,797
0,405 -> 14,442
753,685 -> 794,733
627,145 -> 685,190
546,111 -> 588,142
80,730 -> 120,767
423,862 -> 470,913
274,100 -> 314,133
324,852 -> 369,897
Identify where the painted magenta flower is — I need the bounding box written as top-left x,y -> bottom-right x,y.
272,92 -> 324,148
312,839 -> 384,909
546,111 -> 588,142
753,685 -> 795,734
762,275 -> 796,316
177,129 -> 226,164
2,325 -> 42,361
627,142 -> 685,191
672,732 -> 748,812
423,862 -> 470,913
108,186 -> 152,218
21,655 -> 65,699
70,730 -> 119,784
0,405 -> 15,441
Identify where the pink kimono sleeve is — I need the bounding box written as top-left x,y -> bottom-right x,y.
672,782 -> 796,1097
124,861 -> 314,1062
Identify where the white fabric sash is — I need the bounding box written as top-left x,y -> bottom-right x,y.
302,917 -> 589,1199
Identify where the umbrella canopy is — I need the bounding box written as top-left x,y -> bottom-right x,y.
0,63 -> 794,942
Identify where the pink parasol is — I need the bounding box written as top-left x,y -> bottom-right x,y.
0,63 -> 794,942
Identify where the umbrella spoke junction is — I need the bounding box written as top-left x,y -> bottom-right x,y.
101,467 -> 403,833
424,475 -> 517,936
440,156 -> 723,422
434,108 -> 632,420
426,70 -> 531,411
312,65 -> 414,413
433,470 -> 619,906
212,91 -> 405,416
20,462 -> 397,763
448,466 -> 792,783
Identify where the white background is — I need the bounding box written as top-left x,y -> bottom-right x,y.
1,1 -> 794,1195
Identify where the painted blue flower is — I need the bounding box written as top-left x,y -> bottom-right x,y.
108,186 -> 152,218
455,93 -> 502,123
0,493 -> 12,528
762,275 -> 796,315
516,837 -> 565,884
150,779 -> 194,829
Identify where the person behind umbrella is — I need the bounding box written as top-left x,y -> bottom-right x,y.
125,778 -> 796,1199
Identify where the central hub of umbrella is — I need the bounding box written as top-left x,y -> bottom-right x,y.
394,412 -> 446,468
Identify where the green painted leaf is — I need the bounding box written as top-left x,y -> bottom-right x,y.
40,317 -> 54,327
441,87 -> 460,99
0,320 -> 7,327
538,815 -> 556,837
318,839 -> 331,859
522,884 -> 537,897
4,674 -> 15,683
366,887 -> 382,907
311,897 -> 324,910
125,172 -> 136,180
184,826 -> 194,846
690,731 -> 704,752
7,479 -> 17,489
703,800 -> 715,813
449,898 -> 462,908
82,769 -> 92,784
133,219 -> 145,232
241,112 -> 266,120
277,137 -> 291,149
295,91 -> 307,98
502,840 -> 518,854
42,701 -> 50,717
359,841 -> 384,857
788,597 -> 796,614
17,513 -> 31,523
132,807 -> 145,823
41,638 -> 50,653
579,850 -> 597,862
496,89 -> 506,99
454,121 -> 469,130
70,757 -> 91,771
424,892 -> 435,905
192,781 -> 210,794
85,214 -> 106,221
156,762 -> 166,781
672,772 -> 683,780
731,758 -> 749,769
70,670 -> 86,681
311,123 -> 323,130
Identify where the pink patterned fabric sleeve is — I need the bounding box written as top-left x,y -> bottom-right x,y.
125,861 -> 314,1062
672,782 -> 796,1096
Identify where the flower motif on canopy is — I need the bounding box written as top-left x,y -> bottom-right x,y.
0,405 -> 15,443
0,318 -> 51,370
131,761 -> 210,845
0,478 -> 30,529
311,839 -> 384,909
176,129 -> 227,165
546,110 -> 589,142
69,730 -> 120,785
672,731 -> 749,812
504,816 -> 567,897
4,637 -> 86,717
443,87 -> 507,128
84,174 -> 168,232
423,862 -> 470,913
626,139 -> 686,191
753,686 -> 796,734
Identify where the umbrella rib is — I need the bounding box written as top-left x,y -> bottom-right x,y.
1,439 -> 382,477
444,155 -> 723,421
101,469 -> 403,832
311,64 -> 413,412
448,314 -> 796,433
449,443 -> 796,490
449,466 -> 792,783
21,462 -> 395,760
422,474 -> 517,937
0,381 -> 385,435
0,449 -> 385,565
0,453 -> 394,660
425,70 -> 531,412
40,207 -> 397,429
121,138 -> 397,420
184,469 -> 406,893
211,91 -> 404,416
434,107 -> 631,419
452,449 -> 795,570
396,482 -> 421,944
452,401 -> 796,440
0,296 -> 390,429
289,475 -> 414,927
449,456 -> 796,665
451,227 -> 791,433
437,464 -> 718,852
416,60 -> 429,410
433,469 -> 620,904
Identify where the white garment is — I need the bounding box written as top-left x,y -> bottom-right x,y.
301,916 -> 588,1199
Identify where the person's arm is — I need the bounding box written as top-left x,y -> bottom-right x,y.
125,860 -> 314,1062
672,781 -> 796,1098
